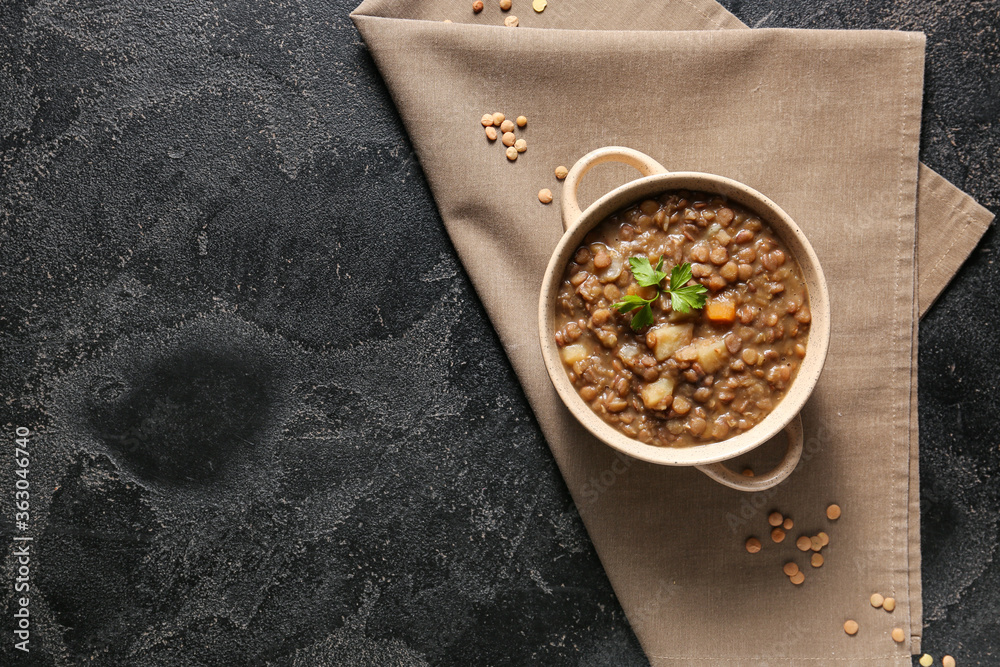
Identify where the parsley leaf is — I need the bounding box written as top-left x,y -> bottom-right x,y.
670,283 -> 708,313
668,264 -> 708,313
629,303 -> 655,329
669,262 -> 693,293
612,293 -> 651,313
628,256 -> 667,288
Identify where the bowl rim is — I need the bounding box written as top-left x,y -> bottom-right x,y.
538,171 -> 831,467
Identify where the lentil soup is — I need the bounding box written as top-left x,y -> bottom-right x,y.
554,190 -> 811,447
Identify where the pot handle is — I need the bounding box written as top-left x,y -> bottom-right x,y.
694,413 -> 804,492
561,147 -> 669,231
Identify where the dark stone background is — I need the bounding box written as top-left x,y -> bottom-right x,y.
0,0 -> 995,665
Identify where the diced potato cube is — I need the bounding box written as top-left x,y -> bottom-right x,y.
647,323 -> 694,361
641,376 -> 676,410
705,299 -> 736,324
674,336 -> 729,373
560,344 -> 588,365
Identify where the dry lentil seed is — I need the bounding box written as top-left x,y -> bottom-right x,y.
919,655 -> 933,667
473,0 -> 484,11
827,504 -> 842,520
817,531 -> 830,546
492,112 -> 505,126
783,562 -> 799,576
742,468 -> 754,477
745,537 -> 762,553
882,597 -> 896,612
538,189 -> 553,204
517,115 -> 527,127
481,113 -> 494,127
810,536 -> 823,551
504,14 -> 518,26
783,517 -> 793,530
891,628 -> 905,643
768,511 -> 783,527
502,131 -> 516,146
796,535 -> 812,552
505,146 -> 518,161
870,593 -> 885,608
771,527 -> 786,543
485,126 -> 498,141
790,571 -> 805,585
844,620 -> 859,636
499,0 -> 511,8
555,165 -> 568,180
500,119 -> 515,133
942,656 -> 955,667
811,553 -> 824,567
515,138 -> 527,153
533,0 -> 547,11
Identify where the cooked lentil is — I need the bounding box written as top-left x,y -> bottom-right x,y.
554,190 -> 810,446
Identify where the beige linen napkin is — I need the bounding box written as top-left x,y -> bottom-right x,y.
351,2 -> 980,663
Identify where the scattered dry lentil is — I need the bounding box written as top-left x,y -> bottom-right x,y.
783,517 -> 794,530
810,536 -> 823,551
919,654 -> 933,667
783,562 -> 799,576
796,535 -> 812,552
473,0 -> 484,12
485,126 -> 497,141
515,138 -> 527,152
533,0 -> 547,11
891,628 -> 905,643
745,537 -> 762,554
500,119 -> 515,133
504,15 -> 519,26
817,531 -> 830,546
844,620 -> 859,636
827,504 -> 842,520
492,112 -> 505,126
481,113 -> 494,127
870,593 -> 884,608
942,655 -> 955,667
501,131 -> 516,146
505,146 -> 518,161
555,165 -> 568,180
771,527 -> 786,543
499,0 -> 511,9
882,597 -> 896,612
516,115 -> 527,127
768,512 -> 783,527
790,571 -> 805,585
811,553 -> 824,567
538,188 -> 553,204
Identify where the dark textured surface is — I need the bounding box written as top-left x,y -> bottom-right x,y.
0,1 -> 996,665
